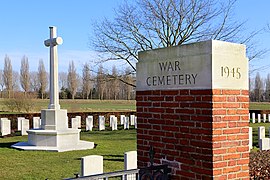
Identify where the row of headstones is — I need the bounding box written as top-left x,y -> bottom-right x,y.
248,126 -> 270,151
81,115 -> 137,131
0,117 -> 40,136
81,151 -> 137,178
249,113 -> 270,123
0,115 -> 137,136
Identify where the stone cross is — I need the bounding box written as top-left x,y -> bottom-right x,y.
44,26 -> 63,109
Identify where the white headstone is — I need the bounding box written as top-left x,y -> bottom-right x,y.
252,113 -> 255,123
72,118 -> 80,129
86,116 -> 93,131
112,116 -> 118,131
130,115 -> 135,126
17,117 -> 25,131
259,138 -> 270,151
258,114 -> 261,123
269,127 -> 270,139
124,151 -> 137,170
124,151 -> 137,180
33,117 -> 41,129
258,126 -> 265,139
134,116 -> 137,129
263,114 -> 267,123
109,115 -> 115,127
249,127 -> 252,150
99,116 -> 105,131
81,155 -> 103,176
0,118 -> 11,136
268,114 -> 270,123
124,117 -> 129,130
75,116 -> 81,128
120,115 -> 125,125
21,119 -> 29,136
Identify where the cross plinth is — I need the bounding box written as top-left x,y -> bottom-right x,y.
44,26 -> 63,110
10,26 -> 94,152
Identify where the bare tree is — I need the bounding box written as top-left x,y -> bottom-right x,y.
59,72 -> 68,90
0,70 -> 4,98
265,74 -> 270,101
59,72 -> 68,99
82,63 -> 92,99
3,55 -> 13,98
91,0 -> 264,86
67,61 -> 78,99
110,66 -> 120,100
12,71 -> 20,92
38,59 -> 48,99
20,56 -> 30,95
30,71 -> 39,93
123,68 -> 135,100
254,72 -> 263,102
96,65 -> 106,100
249,76 -> 255,102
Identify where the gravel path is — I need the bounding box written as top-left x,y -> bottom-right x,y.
250,150 -> 270,179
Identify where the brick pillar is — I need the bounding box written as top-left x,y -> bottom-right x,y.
136,40 -> 249,179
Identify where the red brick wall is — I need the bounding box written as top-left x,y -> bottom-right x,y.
136,89 -> 249,179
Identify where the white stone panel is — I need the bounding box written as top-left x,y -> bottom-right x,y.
0,118 -> 11,136
130,115 -> 135,126
258,126 -> 265,139
99,116 -> 105,131
263,114 -> 267,123
259,138 -> 270,151
17,117 -> 25,131
109,115 -> 115,127
86,116 -> 93,131
124,117 -> 129,130
252,113 -> 255,123
33,117 -> 41,129
75,116 -> 81,128
81,155 -> 103,176
134,116 -> 137,129
249,127 -> 252,150
21,119 -> 29,136
120,115 -> 125,125
72,118 -> 80,129
124,151 -> 137,180
112,116 -> 117,131
124,151 -> 137,170
258,114 -> 261,123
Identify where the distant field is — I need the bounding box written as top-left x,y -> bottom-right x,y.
0,98 -> 268,114
249,102 -> 270,110
0,99 -> 136,114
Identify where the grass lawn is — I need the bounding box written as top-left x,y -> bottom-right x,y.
0,129 -> 137,180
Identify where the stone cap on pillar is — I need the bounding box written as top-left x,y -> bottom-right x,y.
136,40 -> 248,91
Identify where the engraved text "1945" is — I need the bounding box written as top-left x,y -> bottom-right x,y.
221,66 -> 241,79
